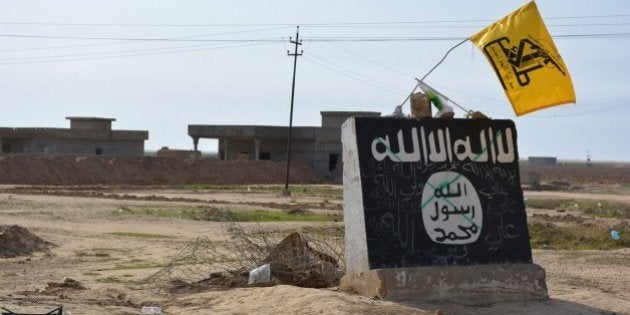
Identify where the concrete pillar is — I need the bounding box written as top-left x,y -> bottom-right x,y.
192,136 -> 199,153
254,139 -> 261,160
223,139 -> 229,160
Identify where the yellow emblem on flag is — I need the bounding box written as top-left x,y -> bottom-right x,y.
469,1 -> 576,116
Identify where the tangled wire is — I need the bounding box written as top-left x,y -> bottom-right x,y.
141,223 -> 345,292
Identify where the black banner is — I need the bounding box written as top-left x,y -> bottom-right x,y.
354,117 -> 532,268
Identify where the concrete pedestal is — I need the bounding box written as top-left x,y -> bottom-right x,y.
341,263 -> 548,305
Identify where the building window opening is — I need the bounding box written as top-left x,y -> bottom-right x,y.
329,153 -> 340,172
259,152 -> 271,160
95,148 -> 103,155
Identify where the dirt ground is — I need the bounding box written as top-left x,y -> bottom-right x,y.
0,186 -> 628,315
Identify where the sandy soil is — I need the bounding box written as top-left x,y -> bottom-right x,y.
0,188 -> 628,315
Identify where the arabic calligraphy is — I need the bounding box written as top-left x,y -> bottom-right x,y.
433,182 -> 465,199
435,223 -> 479,242
371,126 -> 514,164
483,37 -> 566,89
421,171 -> 483,245
431,202 -> 475,221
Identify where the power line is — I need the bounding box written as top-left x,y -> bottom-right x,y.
0,27 -> 627,110
0,37 -> 283,62
302,28 -> 415,78
0,26 -> 291,53
524,105 -> 628,118
301,22 -> 630,29
1,14 -> 629,27
303,56 -> 404,96
302,28 -> 518,105
547,22 -> 630,27
0,33 -> 285,42
544,14 -> 630,20
0,41 -> 279,66
305,33 -> 630,41
553,33 -> 630,39
522,96 -> 630,118
1,22 -> 620,76
4,32 -> 629,43
307,53 -> 407,93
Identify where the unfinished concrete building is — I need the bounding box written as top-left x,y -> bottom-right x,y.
0,117 -> 148,156
188,111 -> 381,180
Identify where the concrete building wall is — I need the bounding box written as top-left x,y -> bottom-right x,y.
315,127 -> 340,142
312,152 -> 341,181
220,139 -> 262,161
1,138 -> 144,156
216,135 -> 346,181
70,120 -> 112,132
0,117 -> 147,156
0,128 -> 147,141
260,140 -> 293,162
189,111 -> 381,181
311,137 -> 342,181
219,138 -> 314,163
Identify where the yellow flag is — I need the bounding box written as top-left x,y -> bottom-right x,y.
469,1 -> 575,116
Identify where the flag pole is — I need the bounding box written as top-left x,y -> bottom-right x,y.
419,38 -> 469,82
394,38 -> 469,112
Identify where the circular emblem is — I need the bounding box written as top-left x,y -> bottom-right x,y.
421,171 -> 482,244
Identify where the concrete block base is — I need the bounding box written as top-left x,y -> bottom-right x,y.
340,264 -> 548,305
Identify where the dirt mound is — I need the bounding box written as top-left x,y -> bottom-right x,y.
41,278 -> 87,295
167,270 -> 250,293
0,225 -> 51,258
0,155 -> 324,185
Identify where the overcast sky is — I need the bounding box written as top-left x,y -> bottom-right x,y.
1,0 -> 629,161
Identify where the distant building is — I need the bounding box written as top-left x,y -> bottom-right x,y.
188,111 -> 381,180
0,117 -> 148,156
528,156 -> 557,166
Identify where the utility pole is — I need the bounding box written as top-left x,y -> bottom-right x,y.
283,26 -> 303,196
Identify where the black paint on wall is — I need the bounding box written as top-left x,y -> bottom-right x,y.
353,117 -> 532,268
